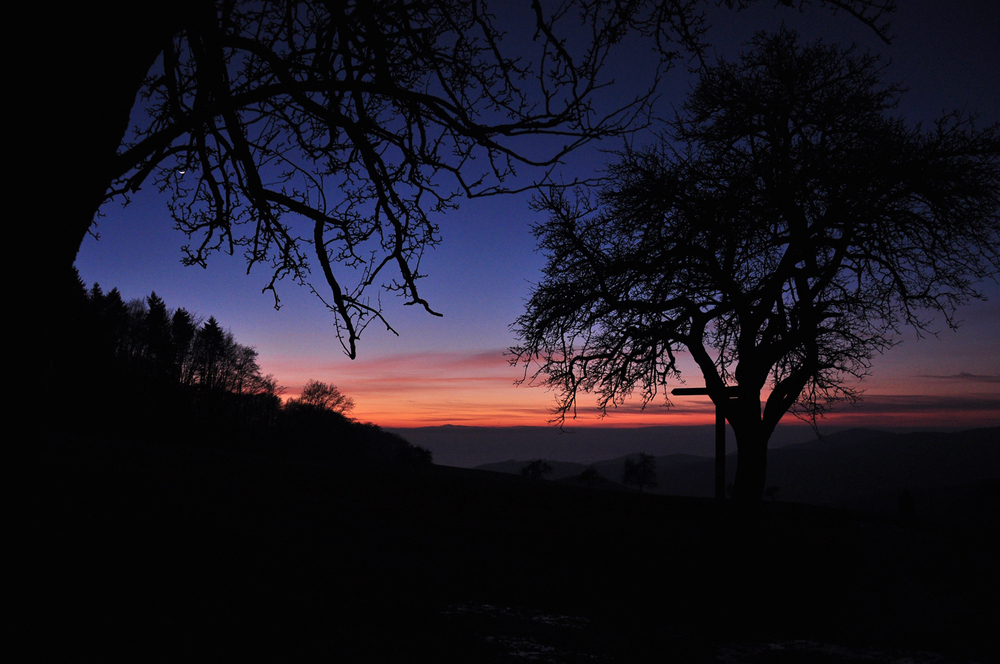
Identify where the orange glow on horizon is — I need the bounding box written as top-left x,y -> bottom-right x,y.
266,348 -> 999,430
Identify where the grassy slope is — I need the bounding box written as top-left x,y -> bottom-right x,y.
26,435 -> 998,662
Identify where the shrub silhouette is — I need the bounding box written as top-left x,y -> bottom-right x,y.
622,453 -> 658,494
522,459 -> 554,481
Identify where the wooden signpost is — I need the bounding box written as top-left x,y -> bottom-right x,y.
671,386 -> 740,500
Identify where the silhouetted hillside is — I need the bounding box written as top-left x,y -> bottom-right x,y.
478,453 -> 706,483
28,432 -> 998,661
764,426 -> 1000,519
473,427 -> 999,522
477,458 -> 590,479
46,272 -> 431,470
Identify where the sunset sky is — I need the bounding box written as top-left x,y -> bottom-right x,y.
75,0 -> 999,433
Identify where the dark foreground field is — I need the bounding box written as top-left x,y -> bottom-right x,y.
26,436 -> 998,662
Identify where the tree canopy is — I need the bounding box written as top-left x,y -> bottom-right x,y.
288,379 -> 355,414
622,453 -> 658,494
54,271 -> 432,465
512,28 -> 1000,503
521,458 -> 554,480
38,0 -> 896,362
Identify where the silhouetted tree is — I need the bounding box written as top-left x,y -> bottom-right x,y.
170,308 -> 197,383
189,317 -> 228,391
512,29 -> 1000,506
41,276 -> 284,444
622,453 -> 658,494
230,344 -> 254,394
522,459 -> 554,481
143,292 -> 175,381
578,466 -> 602,487
288,379 -> 355,415
99,288 -> 130,364
37,1 -> 894,363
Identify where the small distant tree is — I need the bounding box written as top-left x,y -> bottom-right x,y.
578,466 -> 602,487
290,379 -> 355,415
622,453 -> 658,494
521,459 -> 554,481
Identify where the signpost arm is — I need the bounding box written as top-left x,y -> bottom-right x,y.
671,386 -> 738,502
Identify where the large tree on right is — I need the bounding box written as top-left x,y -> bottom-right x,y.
512,28 -> 1000,506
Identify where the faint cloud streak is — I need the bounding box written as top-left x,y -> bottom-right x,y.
916,372 -> 1000,383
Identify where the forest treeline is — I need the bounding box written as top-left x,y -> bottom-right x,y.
47,270 -> 431,467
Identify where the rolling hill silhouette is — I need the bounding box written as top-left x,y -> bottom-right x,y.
27,426 -> 998,660
390,423 -> 822,467
476,427 -> 999,521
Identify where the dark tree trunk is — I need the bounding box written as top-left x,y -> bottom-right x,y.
47,3 -> 189,269
731,430 -> 768,504
725,394 -> 774,524
30,2 -> 192,398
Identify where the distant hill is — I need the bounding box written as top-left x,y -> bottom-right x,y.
389,423 -> 829,467
473,427 -> 1000,521
758,426 -> 1000,519
477,454 -> 705,483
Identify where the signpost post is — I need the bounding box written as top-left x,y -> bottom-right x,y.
671,386 -> 740,500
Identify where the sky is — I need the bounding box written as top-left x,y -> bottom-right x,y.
75,0 -> 999,433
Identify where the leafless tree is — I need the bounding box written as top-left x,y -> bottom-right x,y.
39,0 -> 896,361
512,29 -> 1000,505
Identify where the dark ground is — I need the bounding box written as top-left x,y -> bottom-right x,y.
24,435 -> 998,662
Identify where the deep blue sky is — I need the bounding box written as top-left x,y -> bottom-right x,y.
76,0 -> 999,429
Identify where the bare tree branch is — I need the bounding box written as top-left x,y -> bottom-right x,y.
512,28 -> 999,502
